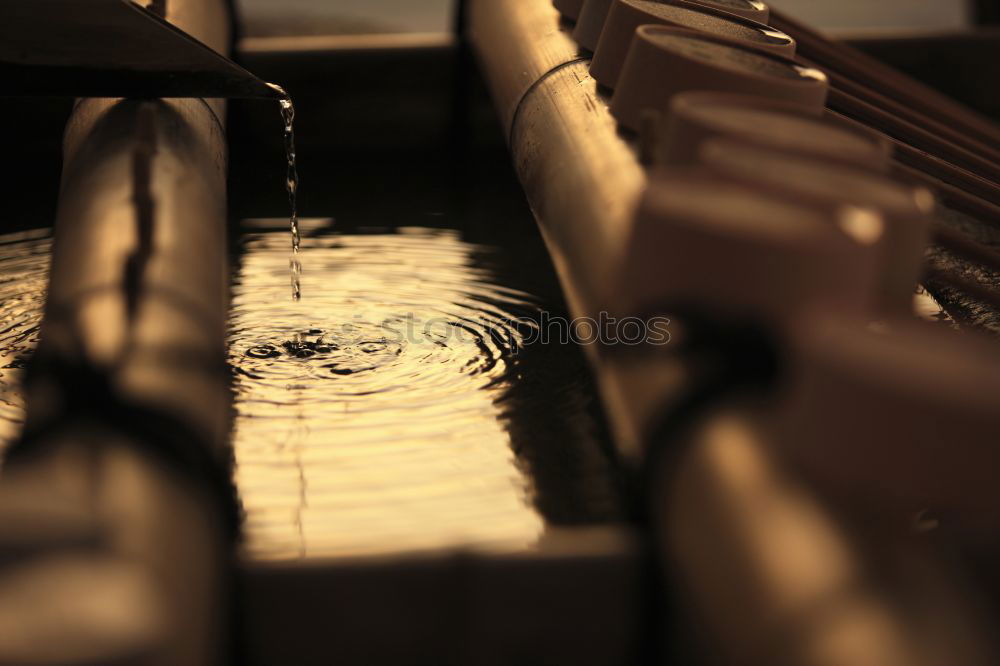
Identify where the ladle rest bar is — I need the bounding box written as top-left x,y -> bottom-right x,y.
467,0 -> 643,350
468,0 -> 1000,659
0,1 -> 233,665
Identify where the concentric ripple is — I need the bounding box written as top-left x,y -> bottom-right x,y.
0,230 -> 50,454
229,223 -> 549,560
0,223 -> 613,560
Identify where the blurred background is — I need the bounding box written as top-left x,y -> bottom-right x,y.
238,0 -> 973,36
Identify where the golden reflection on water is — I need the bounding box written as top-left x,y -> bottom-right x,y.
230,221 -> 547,560
0,230 -> 50,453
0,224 -> 577,560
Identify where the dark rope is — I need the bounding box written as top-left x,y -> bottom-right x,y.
612,304 -> 783,519
6,352 -> 242,541
605,305 -> 783,664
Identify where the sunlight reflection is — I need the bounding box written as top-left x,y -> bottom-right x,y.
230,223 -> 546,560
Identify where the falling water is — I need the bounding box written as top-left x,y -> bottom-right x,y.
266,83 -> 301,300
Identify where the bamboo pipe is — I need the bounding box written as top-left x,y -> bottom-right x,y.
0,0 -> 235,664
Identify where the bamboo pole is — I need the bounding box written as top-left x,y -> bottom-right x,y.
0,1 -> 235,664
661,406 -> 996,666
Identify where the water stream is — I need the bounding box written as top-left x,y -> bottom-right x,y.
266,83 -> 302,300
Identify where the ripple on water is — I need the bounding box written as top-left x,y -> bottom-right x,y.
0,230 -> 51,453
0,224 -> 606,560
229,226 -> 549,560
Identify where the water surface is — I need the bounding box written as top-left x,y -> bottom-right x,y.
0,230 -> 50,453
229,219 -> 620,560
0,218 -> 623,561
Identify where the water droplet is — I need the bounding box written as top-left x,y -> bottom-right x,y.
246,344 -> 281,359
359,341 -> 388,354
